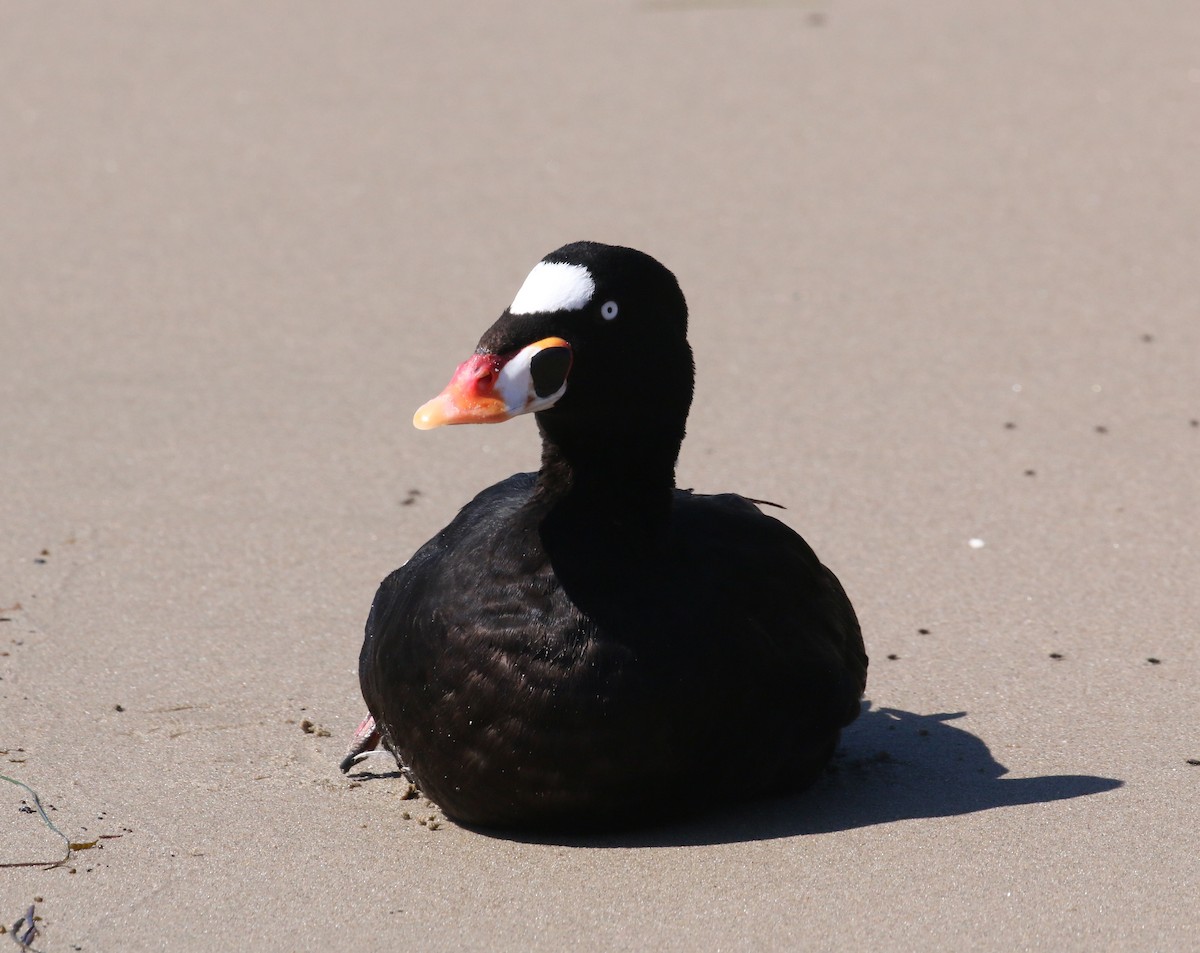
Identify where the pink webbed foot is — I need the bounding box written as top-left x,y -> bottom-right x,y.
339,713 -> 385,773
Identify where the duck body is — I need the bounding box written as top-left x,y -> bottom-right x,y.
350,242 -> 867,831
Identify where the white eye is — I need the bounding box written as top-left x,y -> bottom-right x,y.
600,300 -> 619,320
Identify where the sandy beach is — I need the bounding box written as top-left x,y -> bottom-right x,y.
3,1 -> 1198,949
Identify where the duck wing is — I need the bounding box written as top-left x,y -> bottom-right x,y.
667,490 -> 868,789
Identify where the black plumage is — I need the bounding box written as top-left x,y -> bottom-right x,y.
348,242 -> 867,830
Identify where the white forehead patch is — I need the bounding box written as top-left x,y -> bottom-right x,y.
509,261 -> 595,315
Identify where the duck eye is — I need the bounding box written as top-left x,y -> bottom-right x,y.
600,301 -> 619,320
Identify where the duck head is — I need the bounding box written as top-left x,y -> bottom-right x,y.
413,242 -> 694,440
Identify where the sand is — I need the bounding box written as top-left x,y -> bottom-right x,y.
2,1 -> 1198,949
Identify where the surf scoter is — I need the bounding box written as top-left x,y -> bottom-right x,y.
343,241 -> 867,830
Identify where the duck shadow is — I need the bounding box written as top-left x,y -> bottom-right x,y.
480,702 -> 1123,848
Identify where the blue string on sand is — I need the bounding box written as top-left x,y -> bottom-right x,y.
0,773 -> 71,869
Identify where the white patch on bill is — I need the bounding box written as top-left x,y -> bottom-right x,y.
496,340 -> 568,415
509,261 -> 595,315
